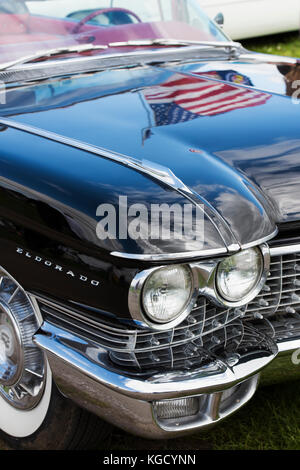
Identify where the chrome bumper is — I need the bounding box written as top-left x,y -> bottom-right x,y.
33,321 -> 300,439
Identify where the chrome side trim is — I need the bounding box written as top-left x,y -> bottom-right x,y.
108,39 -> 241,50
33,295 -> 139,334
111,247 -> 228,261
111,232 -> 277,261
0,118 -> 181,187
241,228 -> 278,250
0,44 -> 108,72
239,52 -> 297,65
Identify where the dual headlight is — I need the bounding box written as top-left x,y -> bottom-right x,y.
142,265 -> 194,324
216,247 -> 263,302
129,246 -> 268,328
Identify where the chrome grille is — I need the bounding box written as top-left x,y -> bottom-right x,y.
251,311 -> 300,343
40,299 -> 245,370
110,320 -> 276,372
40,246 -> 300,372
246,251 -> 300,317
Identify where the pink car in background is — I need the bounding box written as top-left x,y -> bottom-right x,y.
0,0 -> 225,64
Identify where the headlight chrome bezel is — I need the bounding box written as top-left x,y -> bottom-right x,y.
216,246 -> 265,304
128,264 -> 199,330
193,243 -> 270,309
128,244 -> 270,328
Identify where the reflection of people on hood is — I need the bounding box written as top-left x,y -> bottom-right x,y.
277,64 -> 300,98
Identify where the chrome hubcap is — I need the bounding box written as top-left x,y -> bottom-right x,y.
0,312 -> 21,385
0,269 -> 46,410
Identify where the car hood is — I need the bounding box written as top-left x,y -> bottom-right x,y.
1,54 -> 300,256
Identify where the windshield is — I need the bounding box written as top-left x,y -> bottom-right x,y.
0,0 -> 228,68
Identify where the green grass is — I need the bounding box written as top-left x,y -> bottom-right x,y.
243,31 -> 300,58
205,381 -> 300,450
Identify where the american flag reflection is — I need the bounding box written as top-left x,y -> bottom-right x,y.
143,71 -> 271,126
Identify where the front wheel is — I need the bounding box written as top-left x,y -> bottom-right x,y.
0,267 -> 111,450
0,367 -> 111,450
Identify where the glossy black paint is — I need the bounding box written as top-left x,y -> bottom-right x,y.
0,52 -> 299,320
0,124 -> 227,321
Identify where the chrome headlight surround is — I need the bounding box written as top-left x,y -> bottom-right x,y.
192,244 -> 270,309
216,246 -> 263,303
128,244 -> 270,329
128,264 -> 199,330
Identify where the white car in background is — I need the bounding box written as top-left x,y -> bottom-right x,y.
200,0 -> 300,39
26,0 -> 300,40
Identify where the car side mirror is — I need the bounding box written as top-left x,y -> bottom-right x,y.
214,12 -> 224,27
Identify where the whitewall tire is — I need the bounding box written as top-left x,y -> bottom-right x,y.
0,361 -> 52,438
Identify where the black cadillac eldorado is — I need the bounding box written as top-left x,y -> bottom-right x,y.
0,0 -> 299,450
